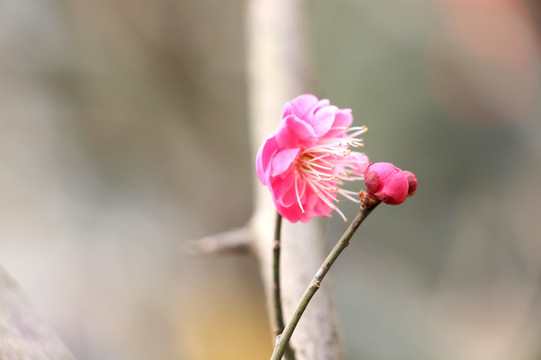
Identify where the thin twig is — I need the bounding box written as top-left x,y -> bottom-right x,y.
273,213 -> 296,360
271,197 -> 380,360
273,212 -> 285,334
183,227 -> 251,255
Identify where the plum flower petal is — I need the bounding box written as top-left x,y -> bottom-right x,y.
281,94 -> 333,121
256,94 -> 369,223
275,115 -> 317,148
310,105 -> 338,136
271,148 -> 300,177
256,136 -> 279,185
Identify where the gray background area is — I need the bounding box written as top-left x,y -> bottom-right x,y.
2,1 -> 541,359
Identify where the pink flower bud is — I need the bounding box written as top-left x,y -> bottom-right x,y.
364,162 -> 409,205
402,171 -> 417,196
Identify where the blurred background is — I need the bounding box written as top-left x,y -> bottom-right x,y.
1,0 -> 541,359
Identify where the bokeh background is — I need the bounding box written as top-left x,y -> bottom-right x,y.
2,0 -> 541,359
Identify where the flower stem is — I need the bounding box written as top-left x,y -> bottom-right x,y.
273,212 -> 296,360
273,212 -> 285,335
270,199 -> 380,360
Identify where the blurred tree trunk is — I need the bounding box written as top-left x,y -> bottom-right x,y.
246,0 -> 343,359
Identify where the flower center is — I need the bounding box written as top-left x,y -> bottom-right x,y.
293,126 -> 368,222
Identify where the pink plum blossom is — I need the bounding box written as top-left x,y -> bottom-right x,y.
364,162 -> 409,205
256,94 -> 369,222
